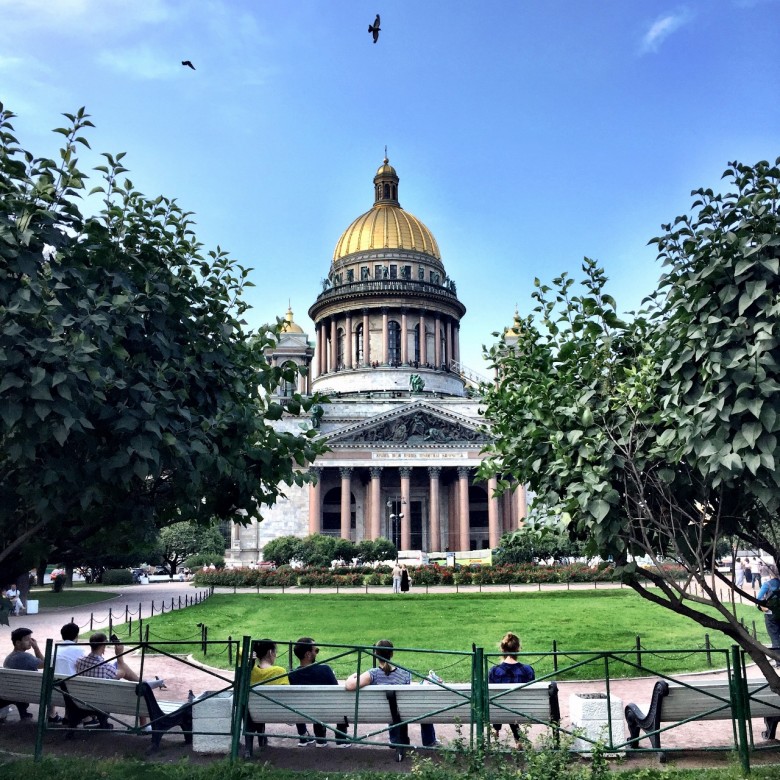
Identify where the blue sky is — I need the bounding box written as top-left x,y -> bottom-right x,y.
2,0 -> 779,372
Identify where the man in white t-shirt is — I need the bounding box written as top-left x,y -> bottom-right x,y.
49,622 -> 86,724
54,622 -> 85,676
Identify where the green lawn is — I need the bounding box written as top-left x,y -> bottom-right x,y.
115,590 -> 758,681
28,588 -> 119,608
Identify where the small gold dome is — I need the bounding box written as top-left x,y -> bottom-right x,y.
332,157 -> 441,262
281,306 -> 304,334
504,310 -> 523,339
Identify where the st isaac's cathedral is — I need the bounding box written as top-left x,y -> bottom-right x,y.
224,158 -> 527,566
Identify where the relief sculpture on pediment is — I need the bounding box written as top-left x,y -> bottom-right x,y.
336,411 -> 487,446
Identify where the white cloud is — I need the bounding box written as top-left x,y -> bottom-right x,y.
639,8 -> 694,54
96,45 -> 182,81
0,0 -> 174,34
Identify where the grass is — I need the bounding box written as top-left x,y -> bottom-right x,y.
1,754 -> 777,780
27,588 -> 119,609
111,590 -> 758,681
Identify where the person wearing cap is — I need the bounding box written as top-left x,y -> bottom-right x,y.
1,627 -> 44,720
757,565 -> 780,666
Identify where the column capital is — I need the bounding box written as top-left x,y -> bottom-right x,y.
427,466 -> 442,479
339,466 -> 353,479
369,466 -> 383,479
309,466 -> 323,479
457,466 -> 472,480
399,467 -> 413,478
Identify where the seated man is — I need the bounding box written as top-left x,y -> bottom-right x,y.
288,637 -> 346,747
73,633 -> 164,728
4,585 -> 24,616
2,627 -> 43,720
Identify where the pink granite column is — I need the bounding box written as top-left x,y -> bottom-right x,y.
363,310 -> 370,366
458,466 -> 471,552
345,313 -> 353,369
369,467 -> 382,540
434,315 -> 442,368
400,467 -> 412,550
488,476 -> 500,548
419,312 -> 427,365
401,309 -> 408,364
340,467 -> 352,540
428,466 -> 442,552
382,308 -> 389,365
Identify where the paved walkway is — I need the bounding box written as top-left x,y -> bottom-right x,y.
1,582 -> 778,771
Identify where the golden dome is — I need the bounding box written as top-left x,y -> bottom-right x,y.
332,157 -> 441,262
504,310 -> 523,339
281,306 -> 304,334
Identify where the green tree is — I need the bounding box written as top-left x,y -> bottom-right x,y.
261,535 -> 303,567
297,534 -> 337,568
159,521 -> 224,576
493,521 -> 584,566
479,159 -> 780,686
0,104 -> 326,582
355,537 -> 397,565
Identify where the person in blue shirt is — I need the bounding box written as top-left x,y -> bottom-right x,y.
489,632 -> 535,746
756,565 -> 780,665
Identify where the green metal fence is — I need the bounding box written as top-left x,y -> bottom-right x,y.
10,636 -> 780,772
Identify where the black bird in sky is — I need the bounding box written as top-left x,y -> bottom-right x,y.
181,60 -> 196,70
368,14 -> 380,43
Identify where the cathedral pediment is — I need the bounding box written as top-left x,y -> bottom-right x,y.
325,402 -> 489,448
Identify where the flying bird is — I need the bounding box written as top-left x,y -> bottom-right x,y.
181,60 -> 196,70
368,14 -> 380,43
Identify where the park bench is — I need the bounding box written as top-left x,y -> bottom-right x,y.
625,678 -> 780,761
243,681 -> 560,760
0,668 -> 192,752
54,676 -> 193,752
0,668 -> 65,718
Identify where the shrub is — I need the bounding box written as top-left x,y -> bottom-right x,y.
184,553 -> 225,571
102,569 -> 134,586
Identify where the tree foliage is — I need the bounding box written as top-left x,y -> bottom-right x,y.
493,521 -> 584,566
0,104 -> 326,581
480,159 -> 780,685
159,521 -> 224,576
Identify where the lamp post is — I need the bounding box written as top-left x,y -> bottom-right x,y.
386,498 -> 407,551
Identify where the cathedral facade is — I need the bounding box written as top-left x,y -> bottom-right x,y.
224,159 -> 526,567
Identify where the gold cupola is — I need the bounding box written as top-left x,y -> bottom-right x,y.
332,157 -> 441,263
281,306 -> 305,334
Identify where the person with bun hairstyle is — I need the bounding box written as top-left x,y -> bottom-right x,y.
489,632 -> 535,745
345,639 -> 437,760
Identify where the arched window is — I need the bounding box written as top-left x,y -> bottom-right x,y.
355,324 -> 364,365
413,324 -> 421,364
336,328 -> 345,369
388,320 -> 401,365
383,183 -> 390,198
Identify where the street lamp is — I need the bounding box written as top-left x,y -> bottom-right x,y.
386,499 -> 405,550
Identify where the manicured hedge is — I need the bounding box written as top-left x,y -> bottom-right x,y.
193,562 -> 688,588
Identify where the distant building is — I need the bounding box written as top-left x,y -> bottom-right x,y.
225,159 -> 526,566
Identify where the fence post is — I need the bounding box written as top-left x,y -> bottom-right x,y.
90,613 -> 94,631
125,605 -> 129,622
553,640 -> 559,673
108,614 -> 113,638
228,635 -> 233,667
34,638 -> 56,761
204,625 -> 208,656
151,601 -> 155,617
144,624 -> 150,642
129,617 -> 132,636
231,636 -> 253,761
730,645 -> 751,775
752,621 -> 757,640
705,634 -> 712,666
171,597 -> 175,611
635,635 -> 641,669
471,644 -> 485,751
139,617 -> 143,641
